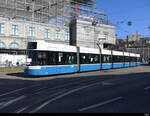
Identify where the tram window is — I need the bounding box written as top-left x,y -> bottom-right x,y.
31,52 -> 38,65
67,53 -> 72,64
131,57 -> 137,62
133,57 -> 136,62
30,51 -> 42,65
94,55 -> 100,63
102,55 -> 111,63
55,52 -> 64,65
134,57 -> 137,62
88,54 -> 100,64
137,57 -> 140,62
37,52 -> 42,59
72,53 -> 77,64
80,53 -> 100,64
68,56 -> 72,64
126,56 -> 130,62
58,53 -> 63,63
120,56 -> 124,62
54,52 -> 77,65
125,56 -> 130,62
71,56 -> 75,64
88,54 -> 93,64
64,52 -> 71,65
94,55 -> 98,63
43,52 -> 46,59
28,50 -> 34,58
29,51 -> 38,66
136,57 -> 138,62
113,55 -> 123,63
65,52 -> 77,65
35,52 -> 47,65
90,56 -> 94,63
131,57 -> 133,62
29,51 -> 77,66
80,53 -> 87,64
130,57 -> 133,62
80,54 -> 87,64
46,52 -> 56,65
82,55 -> 86,60
135,57 -> 137,62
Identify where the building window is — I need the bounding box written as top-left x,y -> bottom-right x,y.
12,25 -> 18,36
29,27 -> 35,37
56,30 -> 60,40
10,43 -> 19,49
104,33 -> 108,42
95,32 -> 99,41
0,23 -> 4,34
85,31 -> 90,40
65,31 -> 70,41
0,42 -> 5,48
45,29 -> 50,39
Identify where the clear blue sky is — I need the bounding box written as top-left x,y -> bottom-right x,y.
96,0 -> 150,39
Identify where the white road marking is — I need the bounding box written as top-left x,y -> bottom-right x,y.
30,82 -> 103,113
144,86 -> 150,90
101,82 -> 113,86
16,91 -> 65,113
0,84 -> 41,97
0,102 -> 5,107
16,106 -> 29,113
79,97 -> 123,112
0,97 -> 14,102
0,96 -> 25,109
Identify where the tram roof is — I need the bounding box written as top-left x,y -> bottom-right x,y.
34,40 -> 140,57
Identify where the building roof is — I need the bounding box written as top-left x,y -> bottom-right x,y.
141,37 -> 150,40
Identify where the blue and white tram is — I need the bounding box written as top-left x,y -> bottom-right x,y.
24,40 -> 141,76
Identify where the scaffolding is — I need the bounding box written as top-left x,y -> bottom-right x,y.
0,0 -> 108,26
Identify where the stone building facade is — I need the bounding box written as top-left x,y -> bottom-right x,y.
0,17 -> 70,50
70,19 -> 116,49
127,31 -> 141,42
0,16 -> 116,51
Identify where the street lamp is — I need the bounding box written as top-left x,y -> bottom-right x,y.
23,40 -> 28,66
148,26 -> 150,37
92,21 -> 98,26
96,38 -> 106,71
92,21 -> 98,48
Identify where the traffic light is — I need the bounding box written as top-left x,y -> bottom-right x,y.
128,21 -> 132,26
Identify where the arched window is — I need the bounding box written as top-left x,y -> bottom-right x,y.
0,42 -> 6,49
10,43 -> 19,49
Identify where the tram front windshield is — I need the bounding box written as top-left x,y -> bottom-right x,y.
28,50 -> 77,66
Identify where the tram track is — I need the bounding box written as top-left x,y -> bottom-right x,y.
22,73 -> 150,113
15,81 -> 107,113
28,72 -> 149,98
0,75 -> 107,112
0,74 -> 119,113
20,82 -> 105,113
0,70 -> 149,113
21,73 -> 150,113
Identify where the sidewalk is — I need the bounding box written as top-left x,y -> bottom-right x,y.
0,65 -> 146,81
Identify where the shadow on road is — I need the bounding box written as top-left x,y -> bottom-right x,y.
4,65 -> 150,81
6,72 -> 80,79
141,64 -> 150,66
6,72 -> 33,78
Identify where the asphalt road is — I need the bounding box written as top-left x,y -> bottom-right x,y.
0,65 -> 150,113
